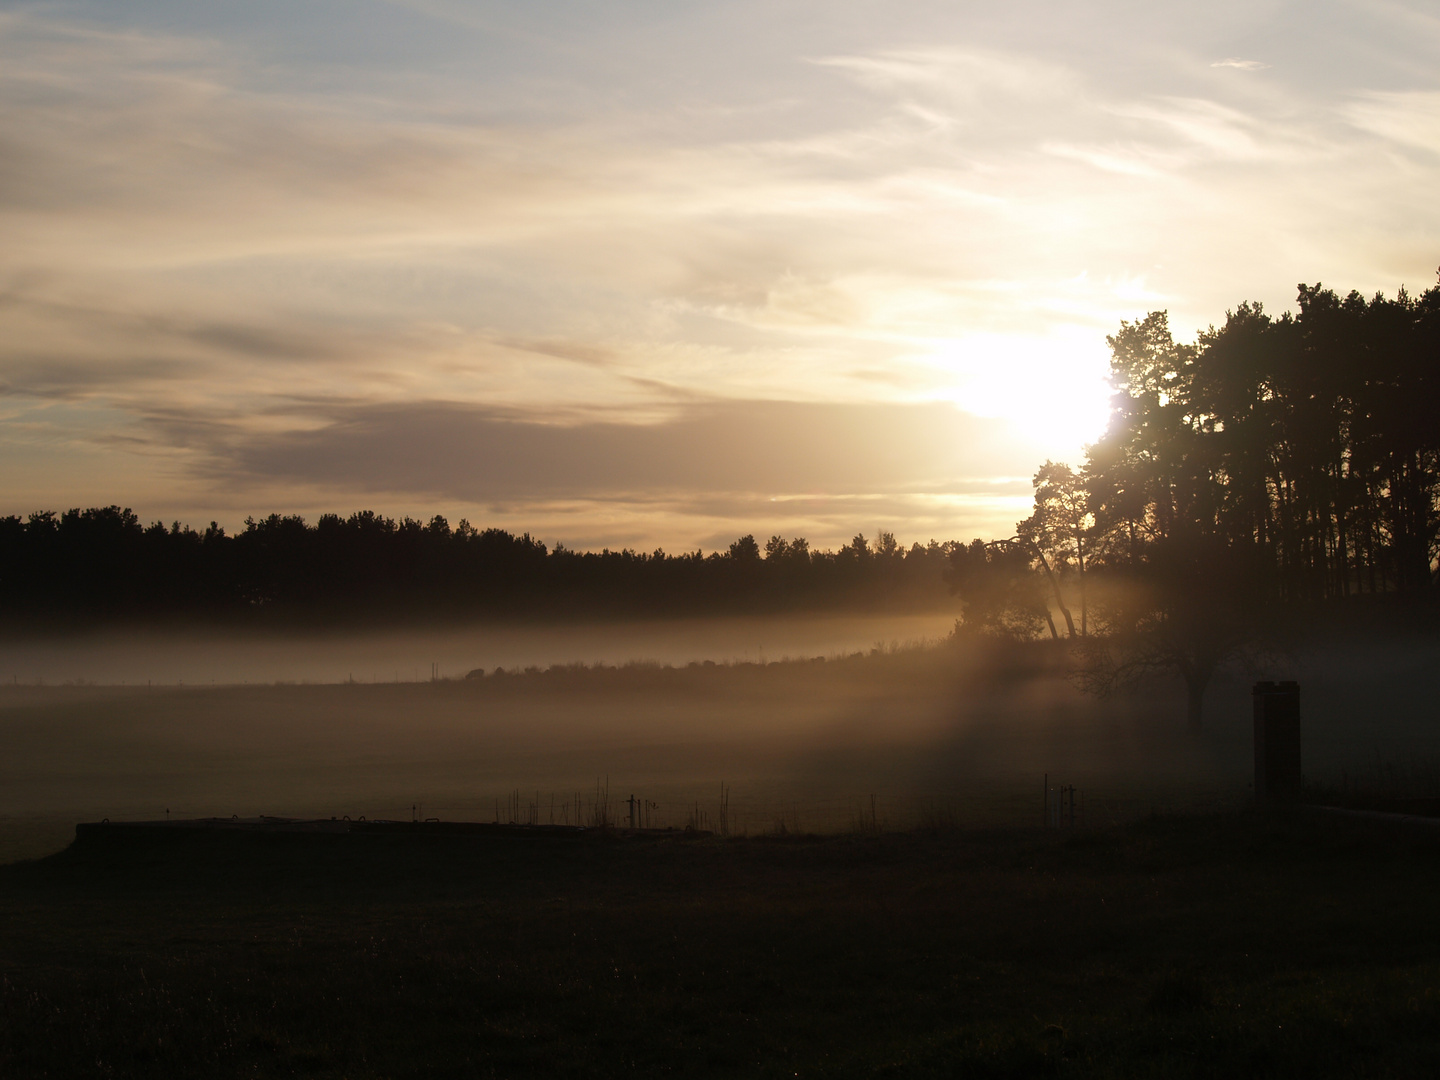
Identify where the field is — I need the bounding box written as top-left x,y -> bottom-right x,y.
1,640 -> 1216,863
3,811 -> 1440,1077
2,624 -> 1438,1075
2,625 -> 1439,862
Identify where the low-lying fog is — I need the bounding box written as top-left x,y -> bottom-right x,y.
0,613 -> 957,687
2,622 -> 1437,864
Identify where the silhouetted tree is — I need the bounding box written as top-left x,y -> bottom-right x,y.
728,535 -> 761,561
1074,531 -> 1269,731
1073,277 -> 1440,727
1017,461 -> 1092,638
947,539 -> 1057,640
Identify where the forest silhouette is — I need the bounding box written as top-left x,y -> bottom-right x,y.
5,280 -> 1437,651
949,279 -> 1440,727
0,509 -> 960,628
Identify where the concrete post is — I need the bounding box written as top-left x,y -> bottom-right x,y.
1253,680 -> 1302,802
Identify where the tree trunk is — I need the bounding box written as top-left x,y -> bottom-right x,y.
1181,653 -> 1216,734
1028,544 -> 1076,639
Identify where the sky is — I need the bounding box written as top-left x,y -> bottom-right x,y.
1,1 -> 1437,552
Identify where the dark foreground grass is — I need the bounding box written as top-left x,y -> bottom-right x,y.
2,812 -> 1439,1078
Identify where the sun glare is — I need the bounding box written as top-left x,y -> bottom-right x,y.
925,330 -> 1113,461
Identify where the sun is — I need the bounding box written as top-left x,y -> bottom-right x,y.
924,329 -> 1114,460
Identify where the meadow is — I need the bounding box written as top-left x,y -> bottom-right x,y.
3,810 -> 1440,1077
2,623 -> 1439,1075
2,621 -> 1437,862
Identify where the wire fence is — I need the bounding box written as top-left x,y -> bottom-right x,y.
120,778 -> 1250,836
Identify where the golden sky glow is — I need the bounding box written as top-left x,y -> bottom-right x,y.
2,1 -> 1438,550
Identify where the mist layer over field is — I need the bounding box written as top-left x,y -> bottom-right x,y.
0,613 -> 955,687
2,627 -> 1436,863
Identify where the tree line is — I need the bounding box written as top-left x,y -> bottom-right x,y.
0,508 -> 963,628
950,278 -> 1440,727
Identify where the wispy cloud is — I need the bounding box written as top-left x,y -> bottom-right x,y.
1343,90 -> 1440,155
1,4 -> 1436,544
1211,58 -> 1270,70
812,47 -> 1075,104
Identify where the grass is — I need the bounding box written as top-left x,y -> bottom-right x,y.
0,636 -> 1276,861
2,810 -> 1439,1077
1304,754 -> 1440,818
